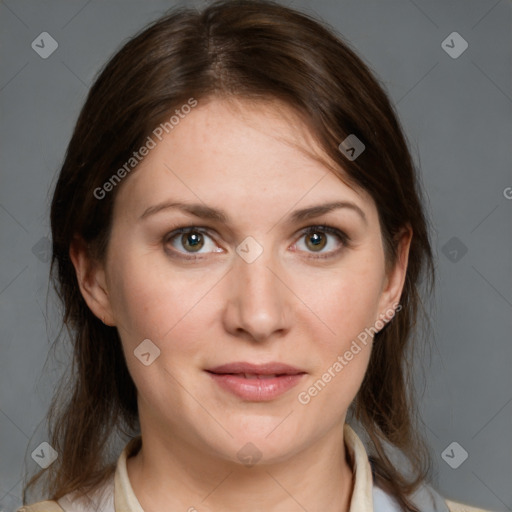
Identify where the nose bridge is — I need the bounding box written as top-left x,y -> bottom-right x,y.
225,240 -> 289,341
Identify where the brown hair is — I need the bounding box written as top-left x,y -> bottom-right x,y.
24,1 -> 436,510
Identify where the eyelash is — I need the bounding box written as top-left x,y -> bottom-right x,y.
163,224 -> 351,261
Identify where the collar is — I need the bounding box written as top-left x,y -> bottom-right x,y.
54,425 -> 453,512
113,424 -> 379,512
114,436 -> 143,512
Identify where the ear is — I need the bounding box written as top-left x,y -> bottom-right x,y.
69,236 -> 116,326
375,225 -> 412,327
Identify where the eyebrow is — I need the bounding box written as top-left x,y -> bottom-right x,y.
139,200 -> 367,225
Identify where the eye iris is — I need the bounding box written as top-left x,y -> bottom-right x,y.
182,232 -> 203,252
306,232 -> 326,251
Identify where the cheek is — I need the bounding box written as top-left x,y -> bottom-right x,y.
289,256 -> 385,414
107,253 -> 217,409
295,257 -> 385,351
293,266 -> 380,416
107,245 -> 219,356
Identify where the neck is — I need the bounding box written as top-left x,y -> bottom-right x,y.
126,424 -> 354,512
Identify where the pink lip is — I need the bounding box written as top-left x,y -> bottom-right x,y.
207,361 -> 304,375
205,362 -> 306,401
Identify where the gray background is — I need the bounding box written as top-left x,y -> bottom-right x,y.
0,0 -> 511,510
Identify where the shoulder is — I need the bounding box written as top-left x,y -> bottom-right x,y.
445,498 -> 498,512
17,446 -> 120,512
372,473 -> 496,512
17,500 -> 64,512
373,485 -> 496,512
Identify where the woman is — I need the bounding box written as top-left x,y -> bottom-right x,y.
18,1 -> 494,511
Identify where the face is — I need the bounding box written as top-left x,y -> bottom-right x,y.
72,97 -> 410,465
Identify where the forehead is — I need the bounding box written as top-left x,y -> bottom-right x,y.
113,97 -> 374,222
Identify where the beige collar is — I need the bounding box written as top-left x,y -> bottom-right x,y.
113,423 -> 374,511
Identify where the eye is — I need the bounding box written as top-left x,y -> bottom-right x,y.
163,224 -> 350,261
164,227 -> 221,259
293,225 -> 350,259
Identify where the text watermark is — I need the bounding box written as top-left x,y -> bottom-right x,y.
297,302 -> 402,405
93,97 -> 198,200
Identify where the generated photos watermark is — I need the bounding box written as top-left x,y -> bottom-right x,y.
297,302 -> 402,405
93,97 -> 198,200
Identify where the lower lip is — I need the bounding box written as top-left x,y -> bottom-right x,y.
206,372 -> 305,401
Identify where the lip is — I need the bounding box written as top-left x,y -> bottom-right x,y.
205,361 -> 306,401
207,361 -> 305,375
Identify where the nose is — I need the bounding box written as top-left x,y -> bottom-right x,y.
222,245 -> 292,343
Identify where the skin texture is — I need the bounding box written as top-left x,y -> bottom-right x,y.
70,97 -> 412,512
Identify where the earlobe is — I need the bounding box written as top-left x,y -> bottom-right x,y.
69,236 -> 115,326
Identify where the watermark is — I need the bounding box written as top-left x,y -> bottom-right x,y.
297,302 -> 401,405
31,441 -> 58,469
441,236 -> 468,263
236,236 -> 264,263
338,134 -> 365,161
93,97 -> 198,200
134,338 -> 161,366
441,32 -> 468,59
237,442 -> 263,467
441,441 -> 469,469
31,32 -> 58,59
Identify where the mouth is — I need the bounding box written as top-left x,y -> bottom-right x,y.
205,362 -> 307,401
212,373 -> 293,379
206,361 -> 306,375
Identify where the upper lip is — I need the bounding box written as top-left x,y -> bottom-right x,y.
206,362 -> 306,375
